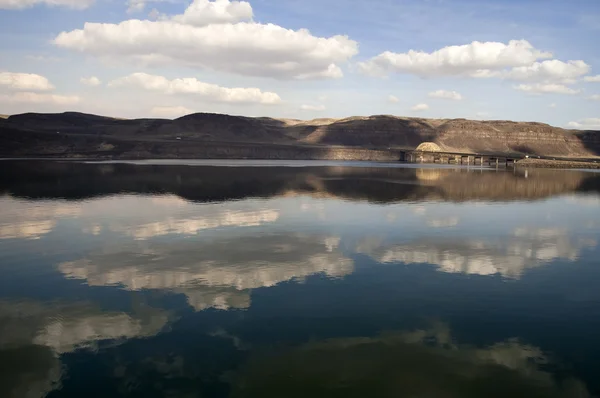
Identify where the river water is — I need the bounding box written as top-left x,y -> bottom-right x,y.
1,160 -> 599,398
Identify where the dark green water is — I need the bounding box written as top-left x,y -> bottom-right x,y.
1,160 -> 599,398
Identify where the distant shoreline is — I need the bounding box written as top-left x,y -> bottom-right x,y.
2,156 -> 600,170
2,112 -> 599,166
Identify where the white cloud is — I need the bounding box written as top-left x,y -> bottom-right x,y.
514,83 -> 580,95
549,103 -> 557,108
126,0 -> 146,13
0,0 -> 93,9
584,75 -> 600,82
428,90 -> 463,100
475,111 -> 490,118
126,0 -> 176,14
568,118 -> 600,129
80,76 -> 101,86
0,71 -> 54,91
388,95 -> 399,103
53,0 -> 358,80
411,103 -> 429,112
317,95 -> 328,102
588,94 -> 600,101
502,60 -> 590,83
359,40 -> 552,77
172,0 -> 253,27
109,73 -> 281,104
300,104 -> 326,111
0,92 -> 80,105
151,105 -> 193,118
147,7 -> 162,19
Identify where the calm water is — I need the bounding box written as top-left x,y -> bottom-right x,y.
1,160 -> 600,398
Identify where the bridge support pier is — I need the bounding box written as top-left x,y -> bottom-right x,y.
401,151 -> 522,166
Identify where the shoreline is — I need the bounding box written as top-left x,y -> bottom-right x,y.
515,158 -> 600,169
2,155 -> 600,169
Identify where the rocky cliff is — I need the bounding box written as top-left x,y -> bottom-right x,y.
1,111 -> 598,158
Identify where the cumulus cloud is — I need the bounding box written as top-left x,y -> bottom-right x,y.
300,104 -> 326,111
568,118 -> 600,129
514,83 -> 580,95
388,95 -> 399,103
588,94 -> 600,101
549,103 -> 557,108
411,103 -> 429,111
53,0 -> 358,80
151,106 -> 193,118
0,0 -> 93,9
80,76 -> 101,86
584,75 -> 600,82
126,0 -> 156,13
0,92 -> 81,105
359,40 -> 552,77
359,40 -> 589,92
171,0 -> 253,26
109,72 -> 281,104
0,71 -> 54,91
502,60 -> 590,83
428,90 -> 463,100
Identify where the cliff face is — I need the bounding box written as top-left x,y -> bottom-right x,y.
1,112 -> 598,158
434,119 -> 598,156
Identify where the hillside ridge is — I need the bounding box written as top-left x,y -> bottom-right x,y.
1,111 -> 599,159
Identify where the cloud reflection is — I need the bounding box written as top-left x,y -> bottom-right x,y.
0,299 -> 170,398
0,199 -> 81,240
357,227 -> 596,278
109,209 -> 280,240
59,234 -> 353,311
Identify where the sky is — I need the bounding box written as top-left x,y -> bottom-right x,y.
0,0 -> 599,128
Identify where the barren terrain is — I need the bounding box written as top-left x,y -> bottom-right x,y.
1,111 -> 598,160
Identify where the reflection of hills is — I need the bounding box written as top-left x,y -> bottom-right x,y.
356,228 -> 597,278
1,160 -> 599,203
59,234 -> 353,311
232,323 -> 590,398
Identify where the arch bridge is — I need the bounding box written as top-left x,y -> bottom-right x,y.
399,150 -> 525,167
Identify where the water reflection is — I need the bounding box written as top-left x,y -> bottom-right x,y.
0,345 -> 62,398
356,227 -> 597,278
233,323 -> 591,398
1,160 -> 600,203
0,201 -> 81,240
0,160 -> 599,397
59,234 -> 353,311
0,299 -> 170,398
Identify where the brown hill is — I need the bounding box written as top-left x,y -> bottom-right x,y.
1,111 -> 598,158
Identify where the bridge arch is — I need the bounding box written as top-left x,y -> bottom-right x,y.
416,142 -> 442,152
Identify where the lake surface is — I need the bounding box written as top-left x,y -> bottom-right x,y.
1,159 -> 600,398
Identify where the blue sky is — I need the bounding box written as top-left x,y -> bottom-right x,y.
0,0 -> 599,128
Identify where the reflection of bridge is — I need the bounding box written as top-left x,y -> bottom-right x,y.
399,150 -> 524,167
